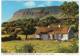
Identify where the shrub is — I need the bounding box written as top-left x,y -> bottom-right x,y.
16,37 -> 21,40
63,40 -> 68,42
70,39 -> 78,53
2,36 -> 21,42
70,44 -> 78,53
15,44 -> 34,53
1,37 -> 9,42
1,49 -> 7,53
57,47 -> 72,53
57,39 -> 78,53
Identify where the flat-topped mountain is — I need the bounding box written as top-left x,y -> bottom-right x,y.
12,6 -> 61,21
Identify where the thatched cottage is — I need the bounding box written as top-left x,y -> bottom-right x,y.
34,25 -> 73,40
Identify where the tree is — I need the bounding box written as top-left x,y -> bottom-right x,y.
37,16 -> 57,26
16,18 -> 36,40
2,22 -> 8,27
4,22 -> 14,34
60,1 -> 79,24
44,15 -> 57,25
24,25 -> 36,40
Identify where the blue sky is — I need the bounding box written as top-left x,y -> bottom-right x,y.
2,1 -> 64,23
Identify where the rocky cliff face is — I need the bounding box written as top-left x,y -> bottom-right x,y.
12,6 -> 61,21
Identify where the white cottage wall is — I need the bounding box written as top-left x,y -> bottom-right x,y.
61,34 -> 68,40
49,34 -> 53,40
35,34 -> 40,38
40,34 -> 49,40
54,34 -> 62,40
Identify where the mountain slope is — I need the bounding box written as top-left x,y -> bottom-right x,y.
11,6 -> 61,21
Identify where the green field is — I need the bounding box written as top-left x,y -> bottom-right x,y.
1,35 -> 78,53
2,35 -> 32,40
2,40 -> 78,53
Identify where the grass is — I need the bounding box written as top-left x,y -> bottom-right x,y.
2,34 -> 10,37
1,35 -> 78,53
2,35 -> 33,40
2,40 -> 76,53
15,44 -> 34,53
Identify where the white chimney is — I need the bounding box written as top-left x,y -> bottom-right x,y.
58,25 -> 60,28
48,26 -> 50,28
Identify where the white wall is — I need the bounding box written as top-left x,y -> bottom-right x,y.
54,34 -> 62,40
40,34 -> 49,40
49,34 -> 53,40
35,34 -> 40,38
61,34 -> 68,40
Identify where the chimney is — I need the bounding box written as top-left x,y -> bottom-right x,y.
58,24 -> 60,28
48,26 -> 50,28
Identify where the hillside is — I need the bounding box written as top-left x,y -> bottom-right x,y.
11,6 -> 61,21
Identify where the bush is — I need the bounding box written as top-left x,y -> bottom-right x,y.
70,39 -> 78,53
2,36 -> 21,42
70,43 -> 78,53
57,39 -> 78,53
16,37 -> 21,40
1,49 -> 7,53
63,40 -> 68,42
57,47 -> 72,53
1,37 -> 9,42
15,44 -> 34,53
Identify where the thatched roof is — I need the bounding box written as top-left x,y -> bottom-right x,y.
35,26 -> 49,34
49,26 -> 69,34
35,26 -> 69,34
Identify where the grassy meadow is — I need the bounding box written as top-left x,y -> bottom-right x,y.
2,35 -> 78,53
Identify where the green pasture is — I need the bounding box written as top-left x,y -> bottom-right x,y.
2,34 -> 33,40
2,40 -> 75,53
1,35 -> 78,53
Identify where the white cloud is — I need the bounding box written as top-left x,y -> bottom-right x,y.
36,1 -> 52,7
38,4 -> 45,7
46,1 -> 52,6
24,1 -> 36,8
23,1 -> 53,8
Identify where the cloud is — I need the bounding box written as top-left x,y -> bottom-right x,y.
38,1 -> 52,7
24,1 -> 36,8
24,1 -> 53,8
46,1 -> 52,6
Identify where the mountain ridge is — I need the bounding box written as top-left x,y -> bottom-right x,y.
11,6 -> 61,21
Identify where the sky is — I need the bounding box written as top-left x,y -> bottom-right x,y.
2,1 -> 65,23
